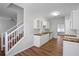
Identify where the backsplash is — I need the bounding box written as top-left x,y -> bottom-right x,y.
68,29 -> 79,37
76,30 -> 79,37
33,29 -> 49,34
33,29 -> 40,34
69,29 -> 77,35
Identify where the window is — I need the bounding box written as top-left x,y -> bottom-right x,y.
57,24 -> 65,32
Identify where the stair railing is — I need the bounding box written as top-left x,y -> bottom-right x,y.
1,23 -> 24,56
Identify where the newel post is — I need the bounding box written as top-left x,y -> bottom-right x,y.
5,32 -> 8,56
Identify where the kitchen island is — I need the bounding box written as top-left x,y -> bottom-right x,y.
34,32 -> 52,47
57,34 -> 79,56
62,35 -> 79,56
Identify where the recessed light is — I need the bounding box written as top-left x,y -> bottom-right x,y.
51,11 -> 60,16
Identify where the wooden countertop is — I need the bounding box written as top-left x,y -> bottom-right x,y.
58,34 -> 79,43
34,32 -> 52,36
63,36 -> 79,43
59,34 -> 76,37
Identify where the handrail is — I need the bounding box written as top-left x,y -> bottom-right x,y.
8,24 -> 24,36
7,24 -> 17,32
7,22 -> 23,32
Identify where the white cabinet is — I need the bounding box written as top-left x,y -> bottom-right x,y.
70,9 -> 79,30
63,41 -> 79,56
42,20 -> 49,29
34,34 -> 49,47
33,19 -> 41,29
65,14 -> 77,35
70,12 -> 73,29
49,33 -> 53,39
65,15 -> 71,34
33,18 -> 49,29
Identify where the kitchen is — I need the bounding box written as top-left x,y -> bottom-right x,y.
33,17 -> 53,47
32,3 -> 79,56
1,3 -> 79,56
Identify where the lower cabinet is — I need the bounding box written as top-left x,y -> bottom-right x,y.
63,41 -> 79,56
49,33 -> 53,39
34,34 -> 49,47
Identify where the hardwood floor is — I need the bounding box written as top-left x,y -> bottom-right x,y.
0,37 -> 5,56
16,38 -> 63,56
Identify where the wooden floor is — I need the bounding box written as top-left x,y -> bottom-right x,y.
0,38 -> 5,56
0,49 -> 4,56
16,39 -> 63,56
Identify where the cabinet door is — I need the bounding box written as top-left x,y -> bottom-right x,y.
40,34 -> 49,46
49,33 -> 53,39
34,36 -> 40,47
45,21 -> 49,29
37,20 -> 41,29
42,20 -> 49,29
33,19 -> 41,29
63,41 -> 79,56
33,19 -> 37,29
72,10 -> 79,29
70,12 -> 73,29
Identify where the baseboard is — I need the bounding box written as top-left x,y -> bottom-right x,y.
6,37 -> 33,56
10,44 -> 33,56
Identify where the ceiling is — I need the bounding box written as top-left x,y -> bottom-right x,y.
25,3 -> 79,19
0,3 -> 79,19
0,3 -> 17,18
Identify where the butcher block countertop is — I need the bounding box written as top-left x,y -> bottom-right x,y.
63,36 -> 79,43
58,34 -> 79,43
34,32 -> 52,36
59,34 -> 76,37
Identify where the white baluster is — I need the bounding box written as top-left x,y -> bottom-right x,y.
13,32 -> 15,46
8,36 -> 10,51
4,24 -> 24,55
5,32 -> 8,56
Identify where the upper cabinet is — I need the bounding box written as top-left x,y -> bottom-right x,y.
70,9 -> 79,30
72,10 -> 79,30
69,12 -> 73,29
33,19 -> 41,29
42,20 -> 49,29
33,17 -> 49,29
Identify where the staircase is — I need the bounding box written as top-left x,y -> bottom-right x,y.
0,23 -> 24,56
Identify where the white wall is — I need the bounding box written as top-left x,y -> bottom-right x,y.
0,17 -> 16,33
7,6 -> 34,55
65,15 -> 77,35
49,17 -> 65,38
8,3 -> 24,25
17,8 -> 24,25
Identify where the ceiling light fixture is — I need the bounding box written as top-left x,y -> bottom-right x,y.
51,11 -> 60,16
